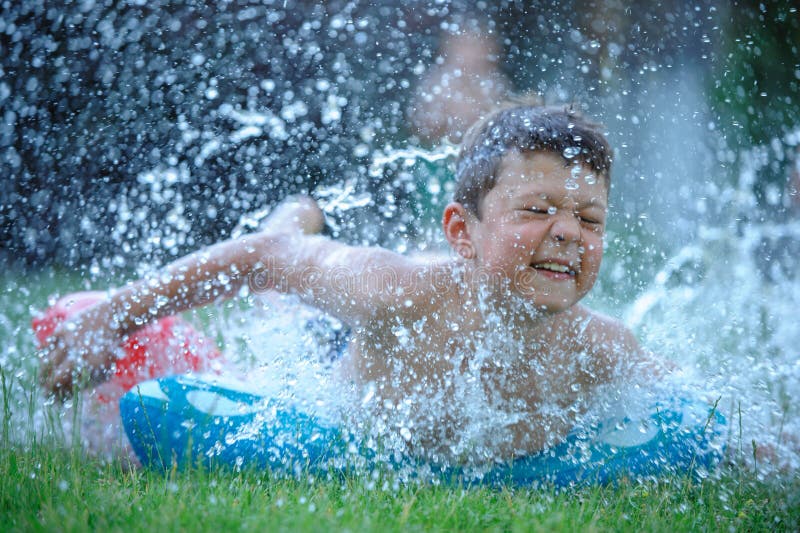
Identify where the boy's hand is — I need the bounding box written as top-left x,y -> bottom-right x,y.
260,196 -> 325,236
39,304 -> 121,399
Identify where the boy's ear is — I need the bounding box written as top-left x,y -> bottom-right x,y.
442,202 -> 476,259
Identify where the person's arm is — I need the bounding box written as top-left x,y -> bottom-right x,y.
40,197 -> 434,395
40,196 -> 325,395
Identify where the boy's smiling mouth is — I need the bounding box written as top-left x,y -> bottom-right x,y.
530,260 -> 577,277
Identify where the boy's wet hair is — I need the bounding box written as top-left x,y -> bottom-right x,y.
454,101 -> 613,218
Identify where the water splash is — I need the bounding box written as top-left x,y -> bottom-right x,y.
229,143 -> 458,238
0,0 -> 795,495
4,132 -> 799,480
315,179 -> 374,232
624,131 -> 800,472
368,143 -> 459,178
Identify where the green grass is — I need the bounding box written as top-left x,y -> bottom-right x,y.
1,438 -> 798,532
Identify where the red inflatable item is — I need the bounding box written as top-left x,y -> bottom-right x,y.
33,291 -> 222,403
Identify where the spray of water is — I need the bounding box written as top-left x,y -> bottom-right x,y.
0,0 -> 797,506
624,131 -> 800,473
1,127 -> 798,479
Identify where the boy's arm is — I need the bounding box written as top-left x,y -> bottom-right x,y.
40,197 -> 429,395
41,197 -> 327,395
268,237 -> 433,325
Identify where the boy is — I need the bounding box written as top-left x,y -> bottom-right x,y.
40,103 -> 661,462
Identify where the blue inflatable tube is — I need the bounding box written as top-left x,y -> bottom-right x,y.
120,375 -> 727,487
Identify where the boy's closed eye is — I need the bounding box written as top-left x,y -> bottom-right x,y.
579,214 -> 605,227
522,206 -> 549,215
517,206 -> 605,226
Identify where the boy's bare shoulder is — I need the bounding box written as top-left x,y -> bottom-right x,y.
393,255 -> 460,313
570,305 -> 670,380
567,305 -> 643,361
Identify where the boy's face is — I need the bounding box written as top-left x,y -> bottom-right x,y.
466,150 -> 608,313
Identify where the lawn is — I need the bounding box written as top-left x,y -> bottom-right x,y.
1,434 -> 798,531
0,416 -> 800,531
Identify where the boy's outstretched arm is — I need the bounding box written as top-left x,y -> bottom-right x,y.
40,197 -> 326,395
40,197 -> 428,396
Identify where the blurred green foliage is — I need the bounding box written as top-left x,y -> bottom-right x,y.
712,1 -> 800,147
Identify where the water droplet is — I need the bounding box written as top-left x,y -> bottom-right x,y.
353,144 -> 369,157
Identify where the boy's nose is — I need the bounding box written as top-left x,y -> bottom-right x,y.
550,214 -> 581,243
